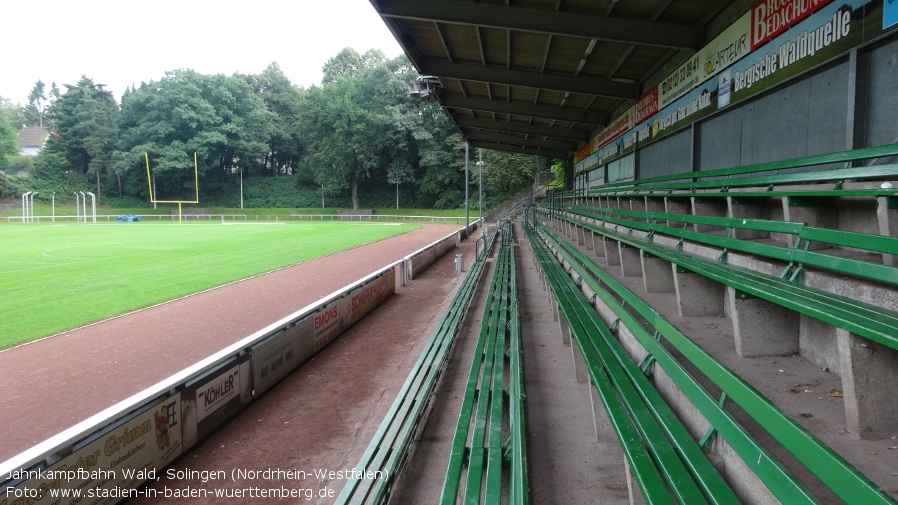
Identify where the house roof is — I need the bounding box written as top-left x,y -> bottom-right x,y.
17,126 -> 49,149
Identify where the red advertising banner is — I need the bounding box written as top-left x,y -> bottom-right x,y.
595,111 -> 632,149
574,141 -> 593,164
348,273 -> 394,322
313,269 -> 395,350
633,88 -> 658,125
751,0 -> 833,49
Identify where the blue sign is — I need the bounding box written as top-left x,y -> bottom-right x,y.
886,0 -> 898,30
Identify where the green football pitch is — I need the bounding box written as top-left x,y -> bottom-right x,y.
0,221 -> 419,349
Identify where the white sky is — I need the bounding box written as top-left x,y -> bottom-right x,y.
1,0 -> 404,106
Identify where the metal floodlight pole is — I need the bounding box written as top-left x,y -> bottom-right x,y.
52,192 -> 56,222
465,143 -> 470,231
239,168 -> 244,210
74,192 -> 80,223
79,191 -> 86,223
478,148 -> 483,226
87,192 -> 96,223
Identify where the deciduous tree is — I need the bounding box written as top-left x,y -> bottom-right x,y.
114,70 -> 273,203
0,98 -> 20,161
242,62 -> 304,176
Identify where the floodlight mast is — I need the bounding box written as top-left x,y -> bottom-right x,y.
477,148 -> 483,225
465,144 -> 470,232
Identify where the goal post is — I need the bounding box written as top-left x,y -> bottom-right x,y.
145,152 -> 200,224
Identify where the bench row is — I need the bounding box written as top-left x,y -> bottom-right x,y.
335,233 -> 497,504
526,214 -> 897,504
576,143 -> 898,198
543,203 -> 898,439
441,221 -> 528,504
525,218 -> 740,504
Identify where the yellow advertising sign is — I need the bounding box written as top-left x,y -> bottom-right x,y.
659,12 -> 751,109
2,396 -> 182,505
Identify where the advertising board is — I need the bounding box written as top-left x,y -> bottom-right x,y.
252,316 -> 316,395
180,357 -> 251,449
1,396 -> 182,505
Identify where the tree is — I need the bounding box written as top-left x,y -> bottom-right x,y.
0,98 -> 20,162
300,51 -> 469,210
114,69 -> 273,203
321,48 -> 386,85
415,133 -> 467,208
42,77 -> 118,202
478,149 -> 549,204
24,81 -> 49,127
300,51 -> 394,210
242,62 -> 305,176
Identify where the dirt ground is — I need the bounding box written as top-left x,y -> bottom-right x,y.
0,223 -> 463,463
127,235 -> 476,504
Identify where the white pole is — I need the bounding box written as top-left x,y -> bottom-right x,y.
52,192 -> 55,222
88,192 -> 96,223
478,148 -> 483,225
74,192 -> 80,223
22,192 -> 30,224
29,192 -> 37,223
79,191 -> 86,223
465,144 -> 470,231
240,168 -> 244,209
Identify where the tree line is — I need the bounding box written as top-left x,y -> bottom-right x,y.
0,49 -> 549,210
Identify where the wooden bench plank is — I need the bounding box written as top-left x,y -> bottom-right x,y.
551,209 -> 898,350
336,235 -> 495,505
529,227 -> 739,504
442,225 -> 528,505
532,221 -> 897,504
586,143 -> 898,194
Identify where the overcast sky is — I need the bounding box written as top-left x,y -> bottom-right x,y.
1,0 -> 404,106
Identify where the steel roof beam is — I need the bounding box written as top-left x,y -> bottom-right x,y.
467,139 -> 567,158
422,60 -> 640,100
454,117 -> 590,142
374,0 -> 701,50
440,93 -> 607,126
463,130 -> 577,152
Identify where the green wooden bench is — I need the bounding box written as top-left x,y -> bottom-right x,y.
525,221 -> 740,505
575,143 -> 898,201
335,233 -> 497,505
527,218 -> 897,504
441,221 -> 528,505
545,205 -> 898,351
